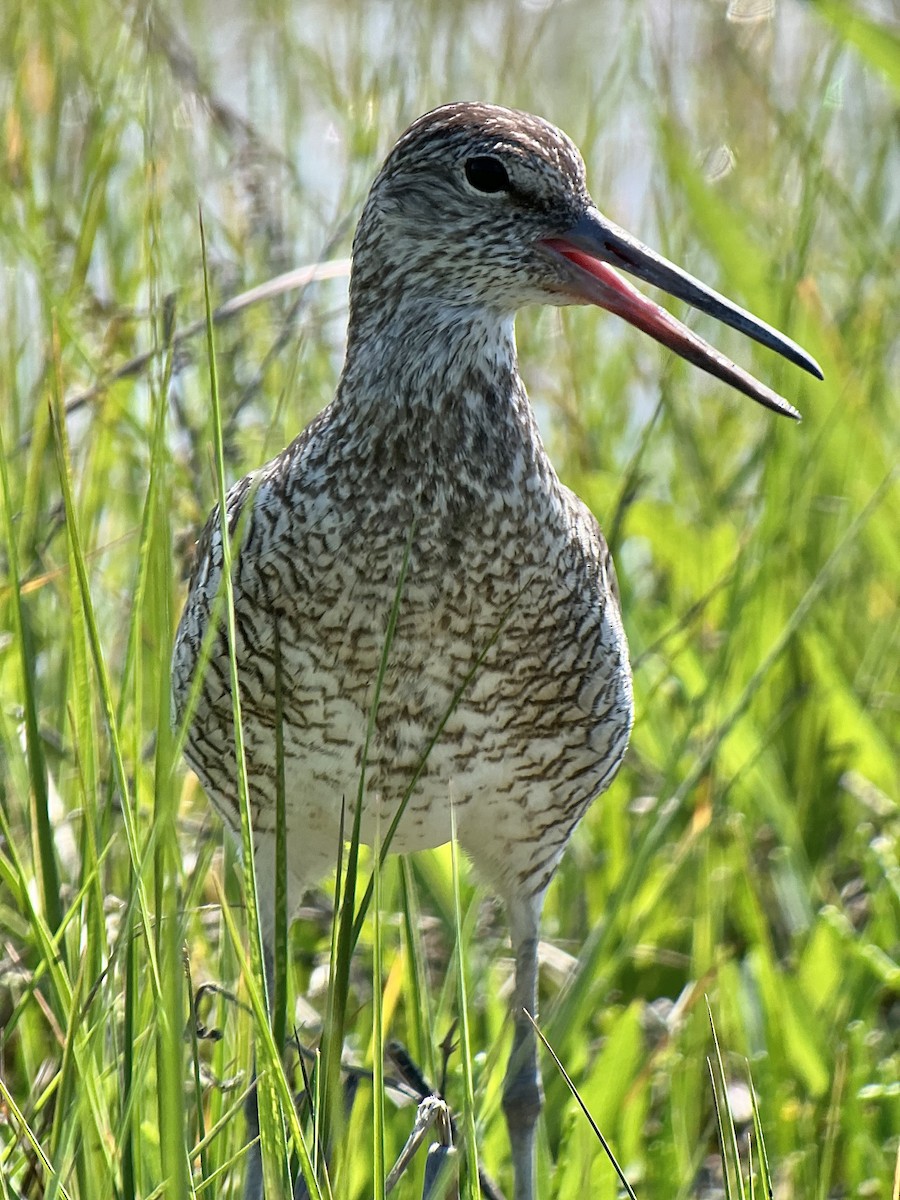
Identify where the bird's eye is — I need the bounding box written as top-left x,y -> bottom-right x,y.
464,156 -> 511,194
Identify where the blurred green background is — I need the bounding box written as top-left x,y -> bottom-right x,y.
1,1 -> 897,1197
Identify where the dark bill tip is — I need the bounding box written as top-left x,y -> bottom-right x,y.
542,208 -> 821,418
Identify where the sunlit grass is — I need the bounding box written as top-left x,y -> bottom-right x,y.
1,1 -> 897,1197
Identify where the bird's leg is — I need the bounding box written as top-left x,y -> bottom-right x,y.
242,839 -> 317,1200
243,836 -> 278,1200
242,931 -> 273,1200
502,890 -> 545,1200
243,935 -> 311,1200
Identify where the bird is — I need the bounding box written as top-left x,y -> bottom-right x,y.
171,102 -> 821,1200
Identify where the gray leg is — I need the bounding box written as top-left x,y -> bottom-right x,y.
242,933 -> 275,1200
242,833 -> 278,1200
502,891 -> 544,1200
242,1078 -> 263,1200
242,834 -> 327,1200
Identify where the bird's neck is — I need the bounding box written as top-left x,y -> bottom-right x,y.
332,296 -> 552,500
341,293 -> 521,404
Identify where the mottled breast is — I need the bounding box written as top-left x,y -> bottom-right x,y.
171,427 -> 633,885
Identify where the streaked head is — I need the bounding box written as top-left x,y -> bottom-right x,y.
351,102 -> 821,416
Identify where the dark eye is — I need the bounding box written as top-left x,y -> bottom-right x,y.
464,156 -> 511,194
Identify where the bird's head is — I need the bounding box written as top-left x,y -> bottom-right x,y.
350,102 -> 822,417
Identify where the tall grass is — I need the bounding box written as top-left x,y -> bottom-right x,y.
1,1 -> 897,1197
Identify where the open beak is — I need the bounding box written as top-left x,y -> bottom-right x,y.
540,209 -> 822,419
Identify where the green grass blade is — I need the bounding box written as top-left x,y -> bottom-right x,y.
0,1074 -> 73,1200
0,417 -> 62,936
746,1063 -> 774,1200
273,620 -> 289,1057
198,206 -> 293,1199
323,521 -> 414,1172
449,811 -> 479,1200
399,857 -> 438,1088
706,1000 -> 744,1200
46,349 -> 162,1002
525,1012 -> 638,1200
372,816 -> 387,1200
813,0 -> 900,88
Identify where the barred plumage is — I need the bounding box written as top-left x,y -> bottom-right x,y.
172,102 -> 818,1200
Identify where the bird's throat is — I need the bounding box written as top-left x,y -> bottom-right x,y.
334,300 -> 548,500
